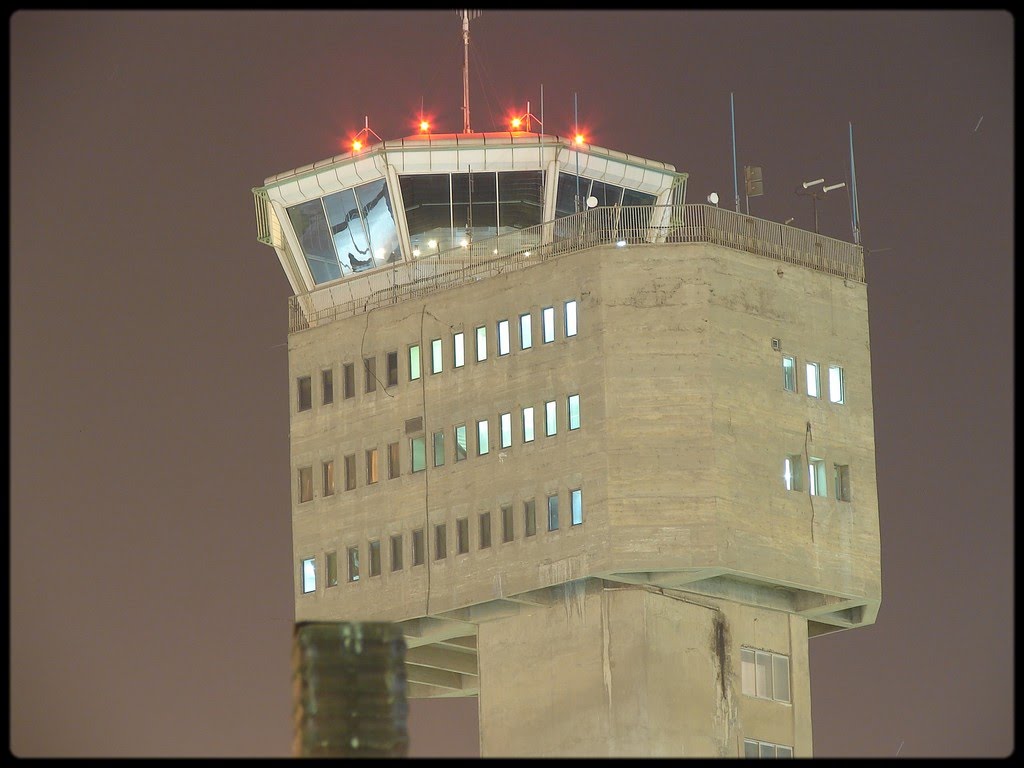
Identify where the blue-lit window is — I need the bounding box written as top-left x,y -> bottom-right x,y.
301,557 -> 316,593
571,488 -> 583,526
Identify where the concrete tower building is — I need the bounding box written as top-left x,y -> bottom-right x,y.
253,127 -> 880,757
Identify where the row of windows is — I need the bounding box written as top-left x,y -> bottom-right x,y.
296,299 -> 579,413
781,355 -> 844,404
299,488 -> 585,592
740,647 -> 791,704
743,739 -> 793,759
296,395 -> 581,502
782,455 -> 852,501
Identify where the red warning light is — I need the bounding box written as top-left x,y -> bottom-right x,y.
352,139 -> 363,152
574,133 -> 585,145
510,116 -> 522,130
419,120 -> 430,133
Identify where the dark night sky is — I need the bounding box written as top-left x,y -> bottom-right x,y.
10,10 -> 1013,758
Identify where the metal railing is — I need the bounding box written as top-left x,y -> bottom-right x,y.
287,204 -> 864,333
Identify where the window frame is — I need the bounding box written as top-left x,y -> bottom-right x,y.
497,319 -> 510,356
519,312 -> 533,350
366,448 -> 379,485
386,351 -> 399,387
300,556 -> 316,594
479,511 -> 492,549
477,418 -> 489,456
390,534 -> 404,571
545,400 -> 557,437
455,424 -> 468,462
409,344 -> 421,381
547,493 -> 559,532
297,375 -> 312,412
347,545 -> 360,582
322,459 -> 335,497
321,368 -> 334,405
431,338 -> 443,374
564,299 -> 578,338
567,394 -> 580,431
542,306 -> 555,343
298,466 -> 313,503
325,550 -> 338,587
570,488 -> 583,526
475,325 -> 488,362
522,406 -> 535,443
368,539 -> 381,577
828,364 -> 845,404
805,361 -> 820,399
388,441 -> 400,480
453,332 -> 465,368
782,355 -> 797,393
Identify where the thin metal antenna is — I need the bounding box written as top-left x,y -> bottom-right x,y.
731,92 -> 740,213
459,11 -> 482,133
540,84 -> 544,135
849,122 -> 861,245
574,91 -> 581,212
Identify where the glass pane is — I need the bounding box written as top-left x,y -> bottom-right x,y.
288,199 -> 340,284
323,187 -> 369,275
755,651 -> 772,699
773,655 -> 790,703
326,552 -> 338,587
589,180 -> 623,207
502,505 -> 514,542
348,547 -> 359,581
743,740 -> 759,759
322,369 -> 333,404
776,745 -> 793,758
555,172 -> 589,217
621,188 -> 657,207
412,529 -> 424,566
543,307 -> 555,343
498,320 -> 510,355
547,494 -> 559,531
400,174 -> 453,252
806,362 -> 820,398
299,467 -> 313,502
476,326 -> 487,362
477,420 -> 489,455
391,535 -> 403,571
783,356 -> 796,392
455,425 -> 467,461
479,512 -> 491,548
519,313 -> 532,349
301,558 -> 316,593
568,394 -> 580,430
523,407 -> 535,442
524,499 -> 536,537
369,540 -> 381,576
545,401 -> 557,436
297,376 -> 312,411
759,743 -> 776,758
571,489 -> 582,525
433,431 -> 445,467
354,178 -> 401,266
829,365 -> 844,404
452,172 -> 498,242
435,524 -> 446,559
431,338 -> 443,373
497,170 -> 544,232
411,436 -> 426,472
500,412 -> 512,448
457,518 -> 469,553
409,345 -> 421,380
741,648 -> 755,696
454,332 -> 465,368
565,300 -> 578,337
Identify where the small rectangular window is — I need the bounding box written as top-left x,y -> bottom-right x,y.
784,455 -> 803,492
744,740 -> 760,759
386,351 -> 399,387
834,463 -> 851,502
344,454 -> 356,490
455,425 -> 468,461
501,504 -> 514,542
366,448 -> 379,485
343,362 -> 355,399
565,299 -> 578,337
457,517 -> 470,554
453,332 -> 465,368
806,361 -> 820,398
412,528 -> 425,566
741,648 -> 755,696
431,338 -> 443,374
369,540 -> 381,577
326,551 -> 338,587
547,493 -> 559,531
477,419 -> 489,456
347,546 -> 360,582
545,400 -> 557,436
776,745 -> 793,758
497,320 -> 510,356
772,654 -> 791,703
741,647 -> 790,704
297,376 -> 312,412
479,512 -> 492,549
570,488 -> 583,525
409,345 -> 421,381
519,313 -> 533,350
433,430 -> 445,467
434,523 -> 447,560
828,365 -> 845,404
809,457 -> 827,497
322,460 -> 335,497
388,442 -> 400,479
755,650 -> 773,700
322,369 -> 334,405
782,355 -> 797,393
391,534 -> 404,571
411,436 -> 426,473
476,326 -> 487,362
500,412 -> 512,449
522,406 -> 535,443
524,499 -> 537,537
364,357 -> 377,393
298,466 -> 313,503
301,557 -> 316,593
567,394 -> 580,430
542,306 -> 555,343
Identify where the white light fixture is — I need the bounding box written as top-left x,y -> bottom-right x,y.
616,239 -> 627,247
586,196 -> 599,209
427,239 -> 437,249
802,178 -> 825,189
707,192 -> 720,206
412,248 -> 421,257
823,182 -> 846,194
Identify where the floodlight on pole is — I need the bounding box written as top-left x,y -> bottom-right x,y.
822,182 -> 846,194
707,192 -> 720,206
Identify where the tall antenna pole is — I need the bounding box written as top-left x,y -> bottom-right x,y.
849,122 -> 861,245
574,92 -> 581,212
461,11 -> 475,134
731,92 -> 740,213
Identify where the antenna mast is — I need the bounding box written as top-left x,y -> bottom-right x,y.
460,11 -> 482,134
849,122 -> 861,245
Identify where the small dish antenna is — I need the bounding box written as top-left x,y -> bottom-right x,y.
707,192 -> 720,206
586,196 -> 598,209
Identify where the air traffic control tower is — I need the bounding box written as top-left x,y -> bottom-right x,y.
253,128 -> 880,757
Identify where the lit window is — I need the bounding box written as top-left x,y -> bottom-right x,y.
386,351 -> 399,387
322,460 -> 335,497
391,534 -> 403,571
545,400 -> 557,436
828,365 -> 845,404
326,551 -> 338,587
743,739 -> 792,758
782,356 -> 797,393
431,338 -> 443,374
343,363 -> 355,399
519,313 -> 533,349
366,448 -> 379,484
453,332 -> 465,368
411,436 -> 426,473
565,299 -> 578,337
297,376 -> 312,412
322,369 -> 334,405
477,419 -> 489,456
808,458 -> 827,497
298,466 -> 313,503
409,345 -> 421,381
501,504 -> 514,542
834,463 -> 851,502
435,523 -> 447,560
344,454 -> 356,490
476,326 -> 487,362
542,306 -> 555,343
740,647 -> 790,703
568,394 -> 580,430
455,425 -> 468,461
369,540 -> 381,577
806,362 -> 820,398
497,320 -> 510,356
524,499 -> 537,537
479,512 -> 492,549
433,430 -> 445,467
783,455 -> 803,492
301,557 -> 316,594
547,493 -> 559,531
522,407 -> 535,443
500,412 -> 512,448
364,357 -> 376,393
388,442 -> 400,479
412,528 -> 425,566
570,488 -> 583,525
347,546 -> 359,582
457,518 -> 469,554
